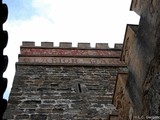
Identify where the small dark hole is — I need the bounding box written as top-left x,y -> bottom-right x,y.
78,83 -> 82,93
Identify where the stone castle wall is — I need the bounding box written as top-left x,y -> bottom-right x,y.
127,0 -> 160,117
4,42 -> 126,120
4,1 -> 160,119
112,0 -> 160,119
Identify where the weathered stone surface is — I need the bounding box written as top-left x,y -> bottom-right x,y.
22,41 -> 35,47
41,42 -> 53,47
112,73 -> 133,120
20,47 -> 121,57
18,57 -> 124,66
96,43 -> 109,49
60,42 -> 72,48
130,0 -> 144,15
122,0 -> 160,118
4,42 -> 126,120
4,65 -> 126,120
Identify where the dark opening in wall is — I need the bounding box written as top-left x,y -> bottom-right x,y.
78,83 -> 82,93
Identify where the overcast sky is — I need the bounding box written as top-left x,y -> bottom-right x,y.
3,0 -> 140,99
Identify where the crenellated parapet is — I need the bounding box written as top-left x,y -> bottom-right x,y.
18,41 -> 125,67
21,41 -> 122,49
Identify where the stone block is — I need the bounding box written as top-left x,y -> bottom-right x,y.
22,41 -> 35,47
60,42 -> 72,48
78,43 -> 90,49
114,44 -> 123,49
96,43 -> 109,49
41,42 -> 54,47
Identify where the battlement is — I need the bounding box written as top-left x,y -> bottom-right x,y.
18,41 -> 125,67
22,41 -> 123,49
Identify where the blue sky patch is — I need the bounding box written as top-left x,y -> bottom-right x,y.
3,0 -> 37,20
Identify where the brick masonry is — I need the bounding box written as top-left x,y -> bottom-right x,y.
4,42 -> 126,120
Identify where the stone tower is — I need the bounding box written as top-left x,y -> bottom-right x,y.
4,42 -> 126,120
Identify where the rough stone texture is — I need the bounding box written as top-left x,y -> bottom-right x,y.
41,42 -> 54,47
20,47 -> 121,57
111,1 -> 160,119
4,43 -> 126,120
130,0 -> 144,15
111,24 -> 138,120
108,115 -> 118,120
4,65 -> 126,120
96,43 -> 109,49
60,42 -> 72,48
121,24 -> 138,64
112,73 -> 133,120
122,0 -> 160,118
78,43 -> 91,49
18,57 -> 124,66
22,42 -> 35,47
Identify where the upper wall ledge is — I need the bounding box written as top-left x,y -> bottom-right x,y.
22,41 -> 123,49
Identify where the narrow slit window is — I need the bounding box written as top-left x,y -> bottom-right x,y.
78,83 -> 82,93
